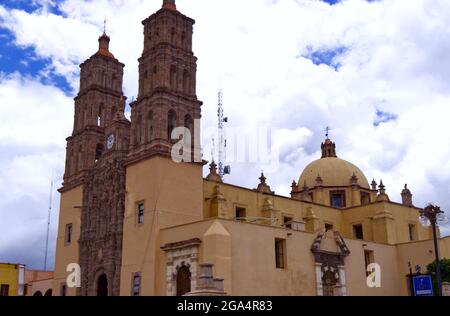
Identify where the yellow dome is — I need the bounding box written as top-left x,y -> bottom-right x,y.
299,157 -> 370,189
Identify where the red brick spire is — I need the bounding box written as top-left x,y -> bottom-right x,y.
162,0 -> 176,11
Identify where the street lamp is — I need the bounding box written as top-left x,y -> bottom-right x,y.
419,204 -> 449,296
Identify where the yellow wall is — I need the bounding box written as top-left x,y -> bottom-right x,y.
120,156 -> 204,296
0,263 -> 19,296
52,185 -> 83,296
159,219 -> 411,296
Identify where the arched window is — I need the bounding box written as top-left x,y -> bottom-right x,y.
170,65 -> 177,90
95,143 -> 104,161
147,111 -> 153,142
44,289 -> 52,297
168,110 -> 177,140
97,105 -> 104,127
184,114 -> 193,141
176,265 -> 191,296
183,70 -> 190,94
97,274 -> 108,297
136,115 -> 143,144
33,291 -> 43,296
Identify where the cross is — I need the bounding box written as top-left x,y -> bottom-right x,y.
103,17 -> 108,34
325,126 -> 331,139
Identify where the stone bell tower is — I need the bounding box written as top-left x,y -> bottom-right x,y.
120,0 -> 205,296
63,33 -> 126,189
128,0 -> 202,163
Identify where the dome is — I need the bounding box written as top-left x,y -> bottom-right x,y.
299,157 -> 370,189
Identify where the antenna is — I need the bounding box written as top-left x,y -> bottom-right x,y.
218,84 -> 230,177
44,177 -> 53,271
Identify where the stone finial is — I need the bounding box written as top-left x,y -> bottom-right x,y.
379,180 -> 386,194
206,161 -> 223,183
256,172 -> 274,194
290,180 -> 298,198
376,180 -> 390,202
371,179 -> 378,191
401,184 -> 413,207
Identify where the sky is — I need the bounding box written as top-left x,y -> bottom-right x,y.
1,0 -> 450,270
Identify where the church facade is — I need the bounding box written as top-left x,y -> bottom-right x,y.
52,0 -> 450,296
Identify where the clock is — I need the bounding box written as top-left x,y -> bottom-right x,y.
107,133 -> 115,150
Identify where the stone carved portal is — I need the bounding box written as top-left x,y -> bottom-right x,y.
311,230 -> 350,296
161,238 -> 201,296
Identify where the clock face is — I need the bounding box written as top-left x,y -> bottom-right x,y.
107,134 -> 115,150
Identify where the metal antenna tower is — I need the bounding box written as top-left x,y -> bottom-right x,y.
44,178 -> 53,271
217,86 -> 229,177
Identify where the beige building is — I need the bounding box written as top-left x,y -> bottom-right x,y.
52,0 -> 449,296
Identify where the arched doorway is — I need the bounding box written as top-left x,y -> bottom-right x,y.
33,291 -> 43,296
322,270 -> 338,296
97,273 -> 108,297
44,289 -> 52,296
176,265 -> 191,296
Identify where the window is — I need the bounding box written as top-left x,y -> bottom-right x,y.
60,284 -> 67,297
0,284 -> 9,296
325,223 -> 334,232
170,65 -> 177,90
275,239 -> 286,269
364,250 -> 375,276
168,110 -> 177,140
95,143 -> 103,161
330,191 -> 346,208
183,70 -> 191,94
408,224 -> 416,241
283,217 -> 293,229
353,224 -> 364,240
360,192 -> 371,205
235,207 -> 246,220
147,111 -> 153,142
65,224 -> 73,245
137,203 -> 145,225
132,273 -> 141,296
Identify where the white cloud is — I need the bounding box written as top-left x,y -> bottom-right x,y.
1,0 -> 450,267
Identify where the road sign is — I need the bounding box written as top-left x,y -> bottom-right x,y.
413,275 -> 434,296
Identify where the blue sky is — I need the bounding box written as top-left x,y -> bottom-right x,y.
1,0 -> 450,271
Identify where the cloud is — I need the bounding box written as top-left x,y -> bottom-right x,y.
1,0 -> 450,268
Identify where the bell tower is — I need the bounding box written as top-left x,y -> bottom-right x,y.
128,0 -> 202,163
120,0 -> 205,296
63,32 -> 126,188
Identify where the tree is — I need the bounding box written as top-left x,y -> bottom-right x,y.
426,258 -> 450,296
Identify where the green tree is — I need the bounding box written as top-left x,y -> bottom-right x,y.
426,258 -> 450,296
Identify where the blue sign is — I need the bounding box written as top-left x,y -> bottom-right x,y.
413,275 -> 434,296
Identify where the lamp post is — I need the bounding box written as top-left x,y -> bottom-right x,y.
419,204 -> 449,296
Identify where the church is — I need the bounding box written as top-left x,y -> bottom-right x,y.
52,0 -> 450,296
